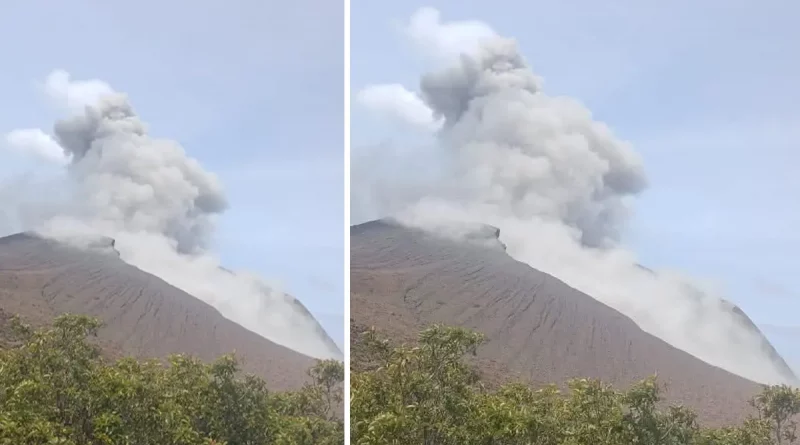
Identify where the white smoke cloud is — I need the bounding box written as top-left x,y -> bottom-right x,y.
353,8 -> 794,385
403,7 -> 497,62
41,69 -> 115,113
2,70 -> 342,361
353,7 -> 497,133
5,128 -> 70,165
357,84 -> 442,132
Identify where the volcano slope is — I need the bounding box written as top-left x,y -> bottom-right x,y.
350,219 -> 793,426
0,232 -> 324,391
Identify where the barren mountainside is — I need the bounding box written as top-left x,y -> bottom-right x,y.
0,232 -> 322,390
350,219 -> 794,426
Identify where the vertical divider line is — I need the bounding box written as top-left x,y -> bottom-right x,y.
343,0 -> 352,441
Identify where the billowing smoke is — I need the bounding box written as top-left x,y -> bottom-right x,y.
353,9 -> 794,384
2,71 -> 342,361
52,93 -> 227,254
418,37 -> 647,248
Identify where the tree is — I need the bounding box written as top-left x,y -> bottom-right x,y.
751,384 -> 800,444
0,313 -> 344,445
351,324 -> 796,445
350,325 -> 484,445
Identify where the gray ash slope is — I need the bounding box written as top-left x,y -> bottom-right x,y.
351,219 -> 794,426
0,232 -> 319,390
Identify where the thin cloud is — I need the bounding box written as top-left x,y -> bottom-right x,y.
356,83 -> 442,132
402,7 -> 497,62
5,128 -> 70,165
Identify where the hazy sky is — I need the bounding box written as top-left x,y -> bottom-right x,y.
0,0 -> 344,348
352,1 -> 800,367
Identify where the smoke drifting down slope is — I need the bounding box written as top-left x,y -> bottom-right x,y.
0,232 -> 318,391
350,220 -> 787,425
352,10 -> 793,384
2,71 -> 341,360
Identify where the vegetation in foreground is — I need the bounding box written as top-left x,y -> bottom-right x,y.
0,314 -> 343,445
351,325 -> 800,445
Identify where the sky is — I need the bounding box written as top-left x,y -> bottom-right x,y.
0,0 -> 344,348
351,1 -> 800,368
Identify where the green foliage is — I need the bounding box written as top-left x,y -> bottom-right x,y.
751,385 -> 800,445
0,314 -> 343,445
350,324 -> 798,445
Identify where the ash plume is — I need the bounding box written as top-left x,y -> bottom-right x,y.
418,37 -> 647,248
353,9 -> 794,385
52,93 -> 227,254
2,71 -> 342,361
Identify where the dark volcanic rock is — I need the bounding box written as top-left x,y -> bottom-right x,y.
350,219 -> 780,426
0,232 -> 316,390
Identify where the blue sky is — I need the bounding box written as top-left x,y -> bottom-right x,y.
0,0 -> 344,348
352,1 -> 800,367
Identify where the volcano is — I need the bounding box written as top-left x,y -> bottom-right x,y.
350,219 -> 795,426
0,231 -> 337,390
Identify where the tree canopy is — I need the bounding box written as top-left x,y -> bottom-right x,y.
0,314 -> 344,445
351,324 -> 800,445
